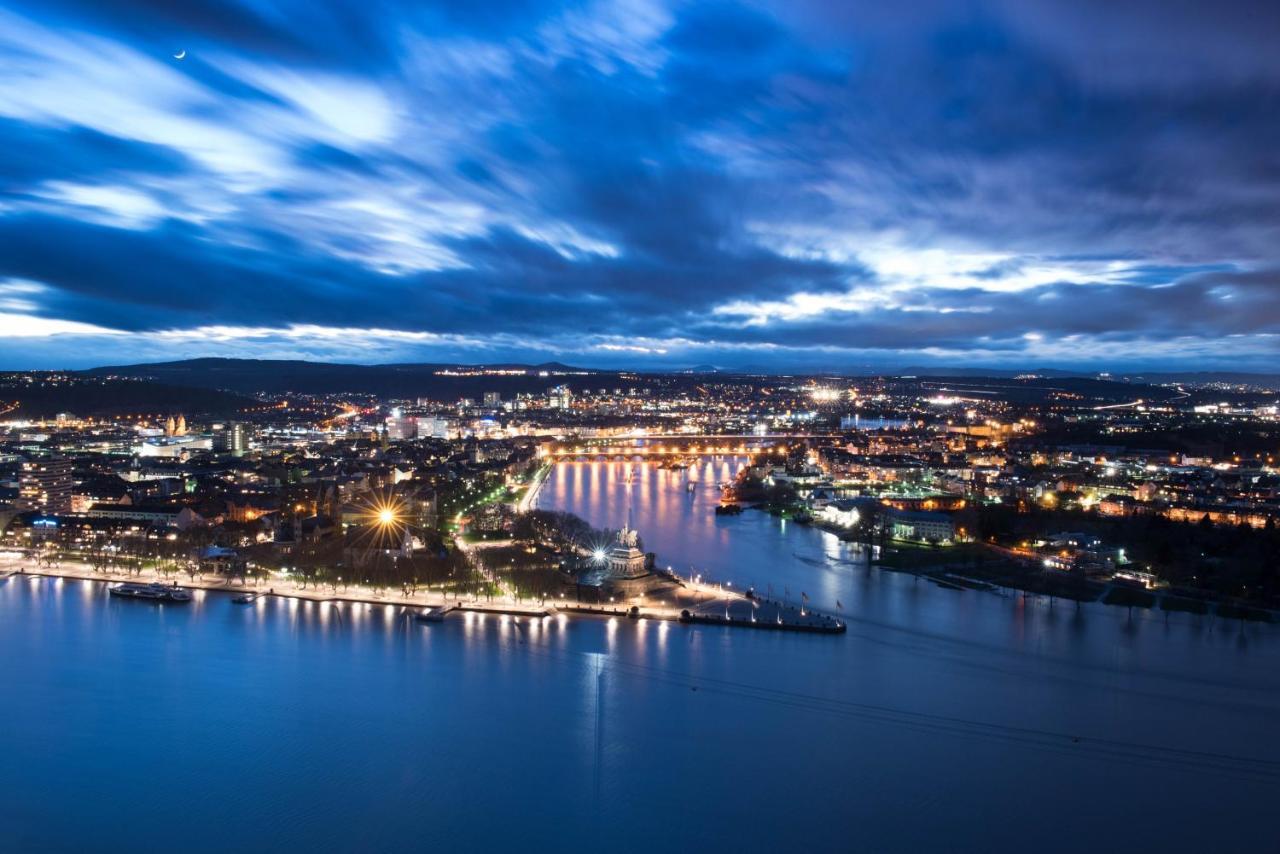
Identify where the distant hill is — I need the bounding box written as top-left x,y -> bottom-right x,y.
1119,371 -> 1280,389
0,374 -> 260,418
897,366 -> 1280,388
83,358 -> 615,399
882,374 -> 1184,406
77,357 -> 1280,400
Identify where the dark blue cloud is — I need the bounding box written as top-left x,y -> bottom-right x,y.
0,0 -> 1278,370
0,118 -> 191,188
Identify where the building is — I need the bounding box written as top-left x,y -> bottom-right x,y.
385,409 -> 416,441
134,436 -> 212,458
547,385 -> 573,409
18,457 -> 74,514
229,421 -> 249,454
84,502 -> 205,530
814,494 -> 885,527
818,503 -> 860,528
416,416 -> 451,439
213,421 -> 250,455
483,391 -> 502,408
885,508 -> 955,544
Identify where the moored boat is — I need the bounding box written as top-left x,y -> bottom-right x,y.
414,604 -> 455,623
109,582 -> 193,603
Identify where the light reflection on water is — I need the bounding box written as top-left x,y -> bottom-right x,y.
540,457 -> 870,603
1,465 -> 1278,852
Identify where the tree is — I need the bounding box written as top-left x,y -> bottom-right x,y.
86,542 -> 111,574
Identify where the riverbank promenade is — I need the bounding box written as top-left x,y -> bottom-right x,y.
0,555 -> 843,634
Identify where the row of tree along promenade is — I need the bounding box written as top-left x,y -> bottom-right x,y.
1,554 -> 846,633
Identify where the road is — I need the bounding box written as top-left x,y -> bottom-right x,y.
514,463 -> 551,514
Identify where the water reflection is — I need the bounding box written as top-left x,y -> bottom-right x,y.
544,458 -> 868,608
540,456 -> 1280,693
3,478 -> 1280,853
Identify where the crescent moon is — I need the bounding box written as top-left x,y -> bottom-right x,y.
174,50 -> 186,60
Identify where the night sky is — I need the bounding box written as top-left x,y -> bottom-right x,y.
2,1 -> 1278,371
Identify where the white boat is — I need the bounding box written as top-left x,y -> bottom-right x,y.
109,582 -> 193,603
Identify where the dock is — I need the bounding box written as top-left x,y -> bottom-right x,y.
557,596 -> 846,634
686,595 -> 846,633
679,611 -> 846,634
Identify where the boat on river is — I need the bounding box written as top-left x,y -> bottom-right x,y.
414,604 -> 455,623
109,582 -> 193,603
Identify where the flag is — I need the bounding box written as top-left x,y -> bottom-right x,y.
837,599 -> 844,610
801,592 -> 809,602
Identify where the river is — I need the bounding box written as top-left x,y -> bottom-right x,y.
1,459 -> 1277,852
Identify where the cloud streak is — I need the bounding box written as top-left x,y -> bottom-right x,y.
0,0 -> 1278,370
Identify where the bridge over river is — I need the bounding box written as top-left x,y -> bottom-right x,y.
539,433 -> 840,459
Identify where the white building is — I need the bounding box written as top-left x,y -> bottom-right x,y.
816,499 -> 862,528
134,437 -> 212,458
886,509 -> 955,544
416,416 -> 451,439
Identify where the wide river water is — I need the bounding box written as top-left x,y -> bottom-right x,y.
2,458 -> 1278,852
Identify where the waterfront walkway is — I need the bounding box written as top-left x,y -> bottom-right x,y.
0,556 -> 844,633
514,462 -> 552,514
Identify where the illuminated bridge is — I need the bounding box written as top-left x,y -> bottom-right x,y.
539,434 -> 839,459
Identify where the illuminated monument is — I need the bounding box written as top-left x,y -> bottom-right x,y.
579,513 -> 676,600
576,470 -> 677,599
605,524 -> 648,580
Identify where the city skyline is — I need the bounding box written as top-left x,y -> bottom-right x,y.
4,6 -> 1279,850
2,2 -> 1279,371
